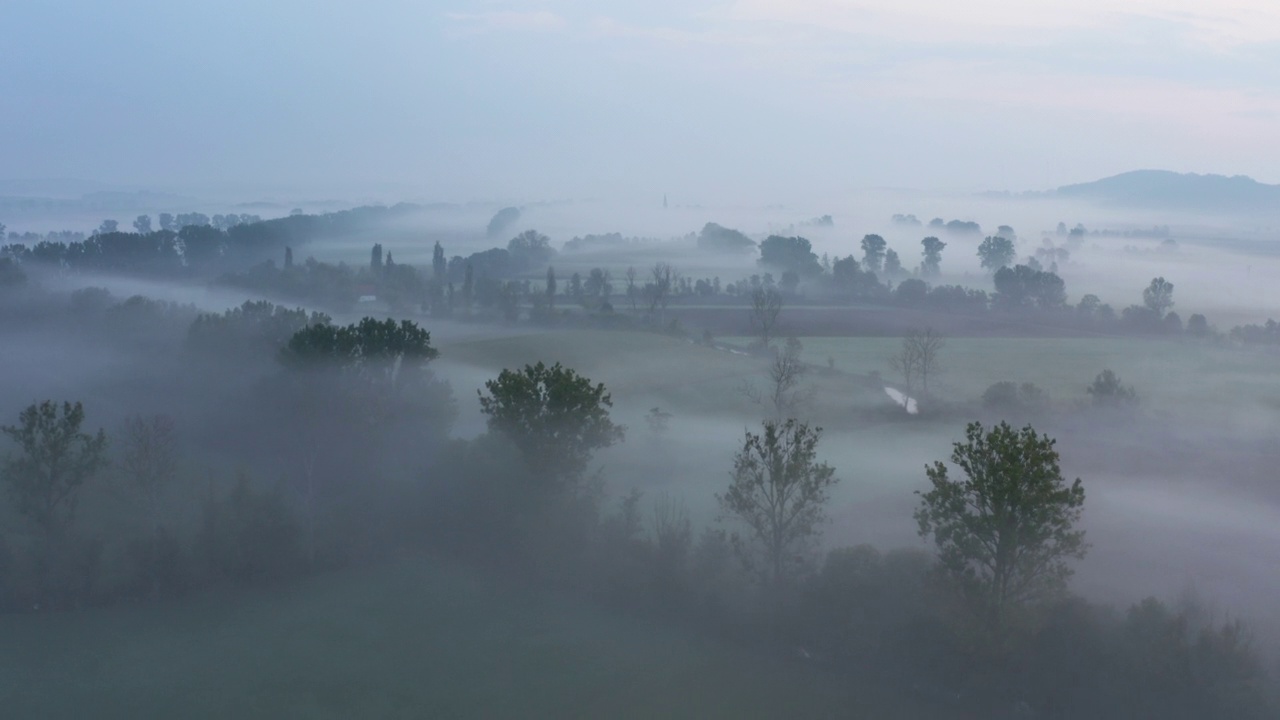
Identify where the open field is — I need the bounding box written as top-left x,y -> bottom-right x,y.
0,555 -> 941,720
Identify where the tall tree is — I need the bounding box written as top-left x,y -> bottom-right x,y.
889,328 -> 945,397
624,266 -> 638,310
478,362 -> 624,489
718,419 -> 838,590
645,262 -> 677,324
2,401 -> 108,546
132,215 -> 152,234
432,241 -> 447,284
860,234 -> 887,273
978,235 -> 1017,272
882,248 -> 902,277
1143,277 -> 1175,317
915,421 -> 1087,633
749,287 -> 783,348
545,265 -> 557,311
921,236 -> 946,277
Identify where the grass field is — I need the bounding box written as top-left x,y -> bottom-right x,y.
0,555 -> 943,720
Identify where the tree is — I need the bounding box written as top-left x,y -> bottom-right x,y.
584,267 -> 612,303
915,421 -> 1086,632
432,242 -> 447,285
1087,369 -> 1138,409
118,414 -> 178,530
133,215 -> 152,234
539,266 -> 556,313
486,207 -> 521,238
477,362 -> 624,489
921,236 -> 946,277
370,243 -> 383,273
624,266 -> 638,310
883,248 -> 902,277
279,319 -> 451,562
889,328 -> 945,397
749,287 -> 783,348
860,234 -> 887,273
1143,277 -> 1175,317
697,222 -> 756,254
993,264 -> 1066,310
1187,313 -> 1210,337
507,229 -> 555,269
759,236 -> 821,277
1,401 -> 108,545
978,235 -> 1016,272
743,337 -> 812,421
718,419 -> 838,590
644,262 -> 677,323
461,263 -> 474,314
645,407 -> 672,435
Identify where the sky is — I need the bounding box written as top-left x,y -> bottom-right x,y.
2,0 -> 1279,204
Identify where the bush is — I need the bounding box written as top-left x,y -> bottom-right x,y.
981,381 -> 1049,414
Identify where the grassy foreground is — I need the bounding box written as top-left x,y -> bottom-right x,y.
0,554 -> 942,719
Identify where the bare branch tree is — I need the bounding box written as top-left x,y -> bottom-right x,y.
889,328 -> 945,397
749,287 -> 783,349
644,262 -> 678,324
741,337 -> 814,421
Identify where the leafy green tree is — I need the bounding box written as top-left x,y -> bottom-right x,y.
1143,276 -> 1175,317
978,235 -> 1017,272
915,421 -> 1086,633
718,419 -> 838,590
860,234 -> 887,273
2,401 -> 108,543
921,236 -> 946,277
545,265 -> 557,311
478,362 -> 624,489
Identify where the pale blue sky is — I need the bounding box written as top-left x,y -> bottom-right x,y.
2,0 -> 1277,203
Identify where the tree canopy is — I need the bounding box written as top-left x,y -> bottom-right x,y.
1,401 -> 108,538
759,235 -> 821,277
915,421 -> 1086,632
477,362 -> 624,488
719,419 -> 838,589
978,235 -> 1017,272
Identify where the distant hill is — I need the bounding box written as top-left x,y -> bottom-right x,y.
1051,170 -> 1280,212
